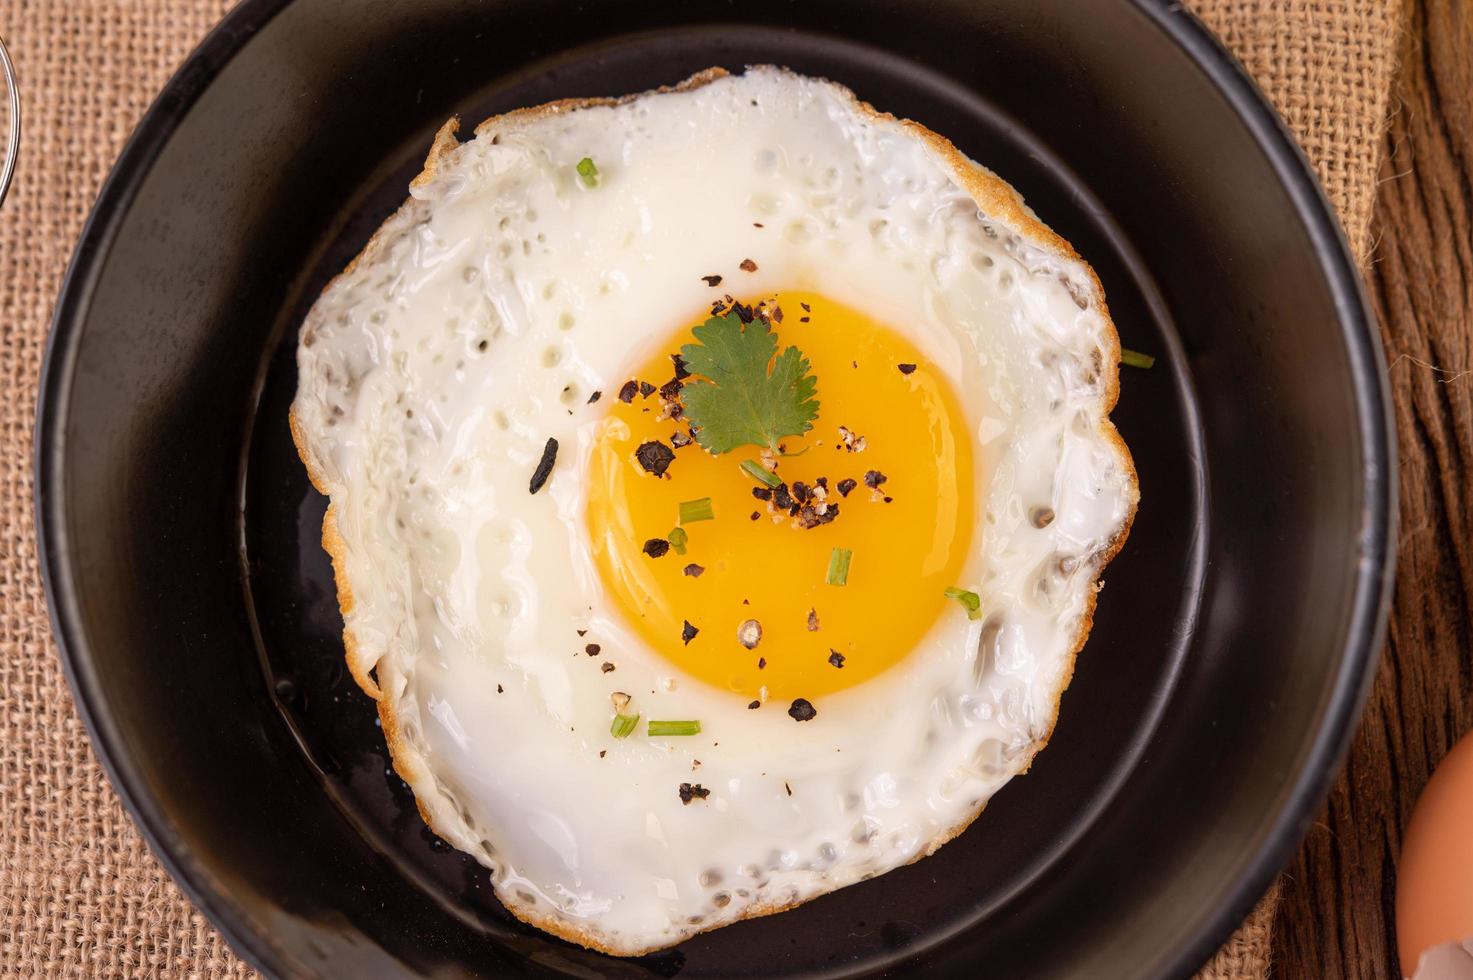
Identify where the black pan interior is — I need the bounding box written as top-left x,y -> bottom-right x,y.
37,2 -> 1392,979
246,24 -> 1203,980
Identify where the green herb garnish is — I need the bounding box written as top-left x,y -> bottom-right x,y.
826,547 -> 852,586
943,586 -> 983,620
741,458 -> 783,488
1120,348 -> 1156,369
667,527 -> 689,555
610,713 -> 640,739
679,311 -> 819,454
575,156 -> 600,188
679,497 -> 715,524
648,720 -> 702,737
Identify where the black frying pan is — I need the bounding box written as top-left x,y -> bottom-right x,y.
35,1 -> 1395,977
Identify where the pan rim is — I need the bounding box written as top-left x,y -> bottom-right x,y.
32,2 -> 1396,978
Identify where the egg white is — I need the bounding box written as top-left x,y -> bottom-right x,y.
291,66 -> 1137,955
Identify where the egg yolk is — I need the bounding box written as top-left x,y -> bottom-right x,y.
586,291 -> 974,702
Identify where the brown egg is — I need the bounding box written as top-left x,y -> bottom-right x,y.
1398,729 -> 1473,977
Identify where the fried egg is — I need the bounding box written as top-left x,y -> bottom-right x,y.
291,66 -> 1137,955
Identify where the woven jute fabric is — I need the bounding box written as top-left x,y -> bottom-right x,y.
0,1 -> 1398,976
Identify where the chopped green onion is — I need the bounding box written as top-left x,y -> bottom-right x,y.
667,527 -> 688,555
944,586 -> 983,620
679,497 -> 715,524
826,547 -> 852,587
610,713 -> 640,739
648,719 -> 702,737
1120,348 -> 1156,369
740,459 -> 782,489
575,156 -> 600,188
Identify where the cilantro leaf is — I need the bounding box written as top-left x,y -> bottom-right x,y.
679,312 -> 819,454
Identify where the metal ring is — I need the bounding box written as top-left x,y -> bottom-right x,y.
0,33 -> 18,210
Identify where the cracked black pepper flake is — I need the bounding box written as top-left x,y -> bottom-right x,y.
737,619 -> 763,649
576,629 -> 587,636
883,496 -> 893,503
807,609 -> 820,631
773,305 -> 784,323
497,684 -> 503,693
748,700 -> 761,709
785,782 -> 793,796
772,485 -> 794,510
828,650 -> 846,668
897,363 -> 917,375
837,478 -> 858,497
670,429 -> 692,448
683,564 -> 705,578
739,258 -> 757,272
800,302 -> 811,312
679,783 -> 711,804
639,381 -> 656,398
793,504 -> 827,528
599,750 -> 607,758
635,440 -> 676,477
701,275 -> 723,287
671,354 -> 691,380
682,620 -> 699,644
585,644 -> 601,656
863,469 -> 888,489
618,380 -> 639,403
751,486 -> 772,501
757,657 -> 766,670
750,511 -> 761,521
601,662 -> 616,673
791,481 -> 811,503
788,698 -> 818,722
587,390 -> 602,404
528,437 -> 558,494
732,300 -> 755,323
643,538 -> 671,558
659,378 -> 683,403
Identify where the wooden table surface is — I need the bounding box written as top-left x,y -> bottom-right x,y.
1273,1 -> 1473,976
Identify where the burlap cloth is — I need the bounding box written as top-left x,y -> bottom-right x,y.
0,1 -> 1398,976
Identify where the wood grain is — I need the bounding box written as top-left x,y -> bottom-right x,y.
1272,1 -> 1473,976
